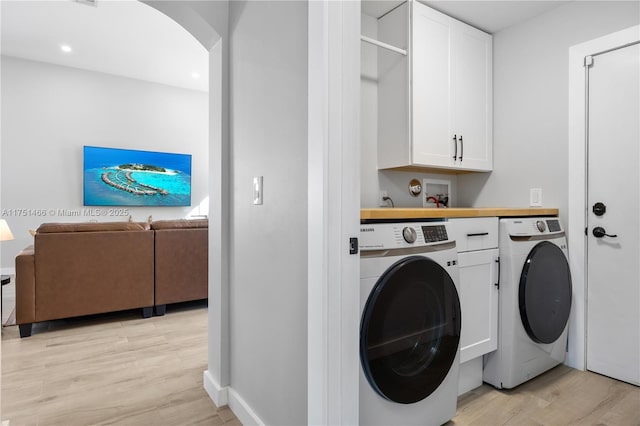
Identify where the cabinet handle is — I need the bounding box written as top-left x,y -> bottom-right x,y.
494,257 -> 500,289
452,135 -> 457,160
459,135 -> 464,161
466,232 -> 489,237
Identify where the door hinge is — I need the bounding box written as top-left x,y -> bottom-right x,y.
584,55 -> 594,68
349,237 -> 359,255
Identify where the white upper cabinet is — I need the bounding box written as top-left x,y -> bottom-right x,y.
378,1 -> 493,172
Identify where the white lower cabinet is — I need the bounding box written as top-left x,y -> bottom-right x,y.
458,248 -> 499,362
449,217 -> 499,395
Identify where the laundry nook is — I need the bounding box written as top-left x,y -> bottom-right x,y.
0,0 -> 638,425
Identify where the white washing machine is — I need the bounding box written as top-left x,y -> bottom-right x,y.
359,221 -> 461,426
483,217 -> 572,389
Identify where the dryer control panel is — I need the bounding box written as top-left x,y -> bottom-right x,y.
502,217 -> 564,237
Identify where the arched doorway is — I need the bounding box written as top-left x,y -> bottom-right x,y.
142,0 -> 231,407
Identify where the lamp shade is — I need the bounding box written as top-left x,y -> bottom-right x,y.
0,219 -> 15,241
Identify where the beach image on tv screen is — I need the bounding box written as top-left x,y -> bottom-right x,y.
83,146 -> 192,206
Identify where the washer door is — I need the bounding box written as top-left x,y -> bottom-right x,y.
360,255 -> 461,404
519,241 -> 572,344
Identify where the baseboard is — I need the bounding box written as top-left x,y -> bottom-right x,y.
228,387 -> 265,426
202,370 -> 264,425
203,370 -> 228,407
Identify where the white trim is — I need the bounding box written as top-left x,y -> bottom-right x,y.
308,1 -> 361,424
567,24 -> 640,371
307,1 -> 329,422
207,35 -> 231,392
228,387 -> 265,426
203,370 -> 228,408
0,268 -> 15,276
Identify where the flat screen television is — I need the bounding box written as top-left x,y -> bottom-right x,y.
83,146 -> 192,206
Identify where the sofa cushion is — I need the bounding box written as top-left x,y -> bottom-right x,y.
33,226 -> 154,321
151,219 -> 208,230
37,222 -> 150,233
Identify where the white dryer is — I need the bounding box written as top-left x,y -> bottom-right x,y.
360,222 -> 461,426
483,217 -> 572,389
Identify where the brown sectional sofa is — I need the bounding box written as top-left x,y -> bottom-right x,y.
151,219 -> 208,316
15,219 -> 208,337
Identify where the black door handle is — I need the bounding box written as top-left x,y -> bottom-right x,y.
452,135 -> 458,160
593,227 -> 617,238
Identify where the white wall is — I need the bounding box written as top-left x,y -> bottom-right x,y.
361,13 -> 458,209
458,1 -> 640,228
0,56 -> 208,270
228,1 -> 308,425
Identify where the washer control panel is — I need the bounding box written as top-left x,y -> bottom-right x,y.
359,222 -> 452,250
421,225 -> 449,243
546,219 -> 561,232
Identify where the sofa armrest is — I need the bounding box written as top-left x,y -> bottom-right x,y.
15,246 -> 36,325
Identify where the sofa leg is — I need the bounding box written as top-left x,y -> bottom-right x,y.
142,307 -> 153,318
155,304 -> 166,316
19,323 -> 33,338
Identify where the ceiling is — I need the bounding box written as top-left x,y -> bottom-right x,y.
1,0 -> 208,92
1,0 -> 571,92
362,1 -> 572,34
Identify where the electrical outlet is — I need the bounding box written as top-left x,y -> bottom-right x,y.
379,190 -> 388,207
530,188 -> 542,207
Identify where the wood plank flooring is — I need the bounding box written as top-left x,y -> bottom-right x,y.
452,365 -> 640,426
3,303 -> 639,425
2,302 -> 239,426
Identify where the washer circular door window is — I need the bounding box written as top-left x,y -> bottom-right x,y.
360,255 -> 461,404
519,241 -> 572,344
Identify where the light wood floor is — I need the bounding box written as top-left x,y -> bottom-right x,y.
452,365 -> 640,426
2,302 -> 239,426
3,304 -> 639,426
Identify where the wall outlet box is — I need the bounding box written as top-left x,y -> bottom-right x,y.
423,178 -> 451,208
530,188 -> 542,207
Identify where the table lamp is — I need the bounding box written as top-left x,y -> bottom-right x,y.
0,219 -> 14,241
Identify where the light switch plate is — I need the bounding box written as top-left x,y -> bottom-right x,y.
530,188 -> 542,207
253,176 -> 263,205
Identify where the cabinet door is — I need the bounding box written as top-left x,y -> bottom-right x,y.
411,1 -> 454,168
458,248 -> 499,363
452,21 -> 493,171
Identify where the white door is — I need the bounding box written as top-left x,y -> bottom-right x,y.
452,21 -> 492,172
412,1 -> 453,168
586,42 -> 640,386
458,248 -> 499,363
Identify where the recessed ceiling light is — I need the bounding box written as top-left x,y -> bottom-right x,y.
191,72 -> 200,79
60,45 -> 72,53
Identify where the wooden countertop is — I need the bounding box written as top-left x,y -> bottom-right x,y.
361,207 -> 559,220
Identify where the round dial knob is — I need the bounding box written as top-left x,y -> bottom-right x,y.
536,220 -> 547,233
402,227 -> 417,244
